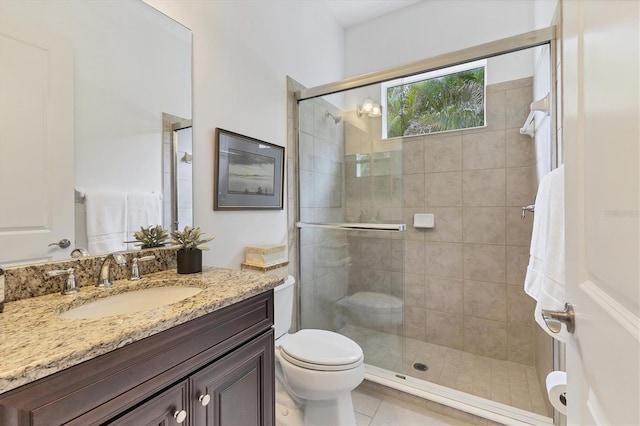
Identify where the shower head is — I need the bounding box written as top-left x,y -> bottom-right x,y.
325,111 -> 342,124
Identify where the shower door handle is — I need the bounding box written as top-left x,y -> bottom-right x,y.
296,222 -> 406,232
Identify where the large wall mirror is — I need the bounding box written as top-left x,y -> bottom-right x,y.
0,0 -> 192,265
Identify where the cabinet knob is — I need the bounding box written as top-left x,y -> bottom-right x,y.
173,409 -> 187,423
198,394 -> 211,406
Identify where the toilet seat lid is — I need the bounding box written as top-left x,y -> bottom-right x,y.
279,329 -> 363,371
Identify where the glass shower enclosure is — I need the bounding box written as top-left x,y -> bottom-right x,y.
295,34 -> 557,425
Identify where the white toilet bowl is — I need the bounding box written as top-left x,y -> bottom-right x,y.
274,277 -> 365,426
337,291 -> 403,333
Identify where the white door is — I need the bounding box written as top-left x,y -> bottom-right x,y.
562,1 -> 639,424
0,21 -> 74,265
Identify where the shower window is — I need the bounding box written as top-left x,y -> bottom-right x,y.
382,60 -> 486,138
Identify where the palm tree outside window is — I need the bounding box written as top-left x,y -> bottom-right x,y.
382,60 -> 486,139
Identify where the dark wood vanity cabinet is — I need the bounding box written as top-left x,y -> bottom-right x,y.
0,291 -> 275,426
190,332 -> 274,426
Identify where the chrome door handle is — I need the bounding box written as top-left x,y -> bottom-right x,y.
48,239 -> 71,249
541,303 -> 575,334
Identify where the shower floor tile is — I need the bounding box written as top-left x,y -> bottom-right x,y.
340,324 -> 551,418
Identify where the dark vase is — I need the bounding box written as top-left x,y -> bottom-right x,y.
176,249 -> 202,274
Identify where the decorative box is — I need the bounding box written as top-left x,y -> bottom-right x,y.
241,260 -> 289,279
244,244 -> 286,267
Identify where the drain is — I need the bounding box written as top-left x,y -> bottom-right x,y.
413,362 -> 429,372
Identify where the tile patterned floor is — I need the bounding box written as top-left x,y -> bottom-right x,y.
341,324 -> 551,418
352,385 -> 499,426
353,387 -> 454,425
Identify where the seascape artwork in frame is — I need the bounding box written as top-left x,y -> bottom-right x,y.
214,128 -> 284,210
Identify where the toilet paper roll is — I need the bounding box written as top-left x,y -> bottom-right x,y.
546,371 -> 568,415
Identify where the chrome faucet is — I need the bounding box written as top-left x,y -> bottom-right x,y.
129,255 -> 156,281
97,252 -> 127,288
46,267 -> 78,295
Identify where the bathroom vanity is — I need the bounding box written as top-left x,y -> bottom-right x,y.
0,267 -> 281,425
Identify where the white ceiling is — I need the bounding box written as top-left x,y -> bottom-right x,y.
321,0 -> 422,28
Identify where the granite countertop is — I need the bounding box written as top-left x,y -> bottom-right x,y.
0,267 -> 283,393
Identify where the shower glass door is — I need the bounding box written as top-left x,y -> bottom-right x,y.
297,86 -> 406,374
296,43 -> 555,423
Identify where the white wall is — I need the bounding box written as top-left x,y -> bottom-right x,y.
344,0 -> 537,83
146,0 -> 344,268
534,0 -> 559,30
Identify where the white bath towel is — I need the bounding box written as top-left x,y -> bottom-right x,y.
126,192 -> 163,250
524,165 -> 567,342
85,191 -> 128,255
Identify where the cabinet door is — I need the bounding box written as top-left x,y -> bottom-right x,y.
107,380 -> 190,426
191,331 -> 274,426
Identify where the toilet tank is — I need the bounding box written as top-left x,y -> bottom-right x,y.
273,275 -> 295,339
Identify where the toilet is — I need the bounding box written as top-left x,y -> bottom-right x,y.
274,276 -> 365,426
337,291 -> 403,333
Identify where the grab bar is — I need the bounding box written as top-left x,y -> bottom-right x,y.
296,222 -> 406,232
520,93 -> 550,138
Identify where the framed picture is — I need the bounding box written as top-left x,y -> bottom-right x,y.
214,128 -> 284,210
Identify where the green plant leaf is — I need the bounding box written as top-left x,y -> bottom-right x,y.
125,225 -> 168,247
171,226 -> 214,250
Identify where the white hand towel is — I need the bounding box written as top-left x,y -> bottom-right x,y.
524,165 -> 567,341
126,192 -> 163,250
85,191 -> 127,255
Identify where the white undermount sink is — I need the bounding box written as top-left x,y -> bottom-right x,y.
59,287 -> 203,320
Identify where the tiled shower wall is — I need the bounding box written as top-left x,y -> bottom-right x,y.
296,95 -> 348,331
346,77 -> 539,365
344,118 -> 405,305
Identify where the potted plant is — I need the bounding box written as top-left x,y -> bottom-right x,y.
171,226 -> 214,274
126,225 -> 169,249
